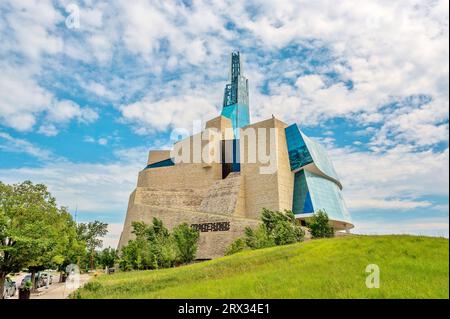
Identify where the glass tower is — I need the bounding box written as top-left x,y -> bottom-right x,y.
285,124 -> 352,227
221,51 -> 250,137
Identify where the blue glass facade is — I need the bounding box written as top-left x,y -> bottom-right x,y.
300,131 -> 340,186
144,158 -> 174,170
292,170 -> 351,224
285,123 -> 351,226
285,124 -> 313,171
221,104 -> 250,137
285,124 -> 341,187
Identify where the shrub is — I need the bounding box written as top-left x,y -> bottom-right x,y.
273,220 -> 304,245
307,210 -> 334,238
226,209 -> 305,254
173,223 -> 200,264
225,238 -> 246,255
244,226 -> 275,249
264,209 -> 305,245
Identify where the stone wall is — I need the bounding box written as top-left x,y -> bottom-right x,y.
199,172 -> 243,216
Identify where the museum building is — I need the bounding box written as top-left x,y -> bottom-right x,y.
118,52 -> 353,259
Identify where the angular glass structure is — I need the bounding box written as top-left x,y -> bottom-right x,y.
286,123 -> 352,229
285,124 -> 341,188
293,170 -> 351,225
221,51 -> 250,137
285,124 -> 314,170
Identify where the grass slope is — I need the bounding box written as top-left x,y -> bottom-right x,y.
76,235 -> 449,299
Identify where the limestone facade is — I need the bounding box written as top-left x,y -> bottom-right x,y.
117,116 -> 297,258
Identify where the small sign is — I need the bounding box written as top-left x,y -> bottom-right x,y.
191,221 -> 231,232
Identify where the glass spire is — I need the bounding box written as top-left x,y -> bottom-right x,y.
221,51 -> 250,137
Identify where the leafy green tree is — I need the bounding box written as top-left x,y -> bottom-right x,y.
0,181 -> 81,293
119,219 -> 199,271
142,218 -> 177,269
98,247 -> 117,269
119,240 -> 146,271
55,210 -> 86,276
307,210 -> 334,238
28,207 -> 86,289
119,221 -> 157,271
77,221 -> 108,270
173,223 -> 199,263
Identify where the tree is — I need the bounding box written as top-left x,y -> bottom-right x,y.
55,210 -> 86,276
133,218 -> 177,269
98,247 -> 117,269
0,181 -> 81,293
77,221 -> 108,270
173,223 -> 199,264
27,206 -> 86,290
307,210 -> 334,238
118,219 -> 199,271
119,239 -> 153,271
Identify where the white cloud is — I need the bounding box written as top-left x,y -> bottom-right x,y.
0,132 -> 52,160
0,1 -> 100,135
47,100 -> 98,124
101,223 -> 123,249
1,0 -> 63,60
0,66 -> 52,131
0,68 -> 98,133
349,199 -> 432,210
353,217 -> 449,238
330,146 -> 449,210
370,99 -> 449,148
37,124 -> 59,137
120,94 -> 219,134
98,138 -> 108,146
0,146 -> 147,214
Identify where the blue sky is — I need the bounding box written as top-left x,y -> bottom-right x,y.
0,0 -> 448,247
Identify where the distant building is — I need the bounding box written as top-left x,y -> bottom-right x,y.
118,52 -> 353,259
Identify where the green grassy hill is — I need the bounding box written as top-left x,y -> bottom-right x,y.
75,235 -> 449,299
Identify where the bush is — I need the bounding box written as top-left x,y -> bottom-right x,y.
225,238 -> 247,255
173,223 -> 200,264
307,210 -> 334,238
227,208 -> 305,255
244,226 -> 275,249
273,220 -> 304,245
